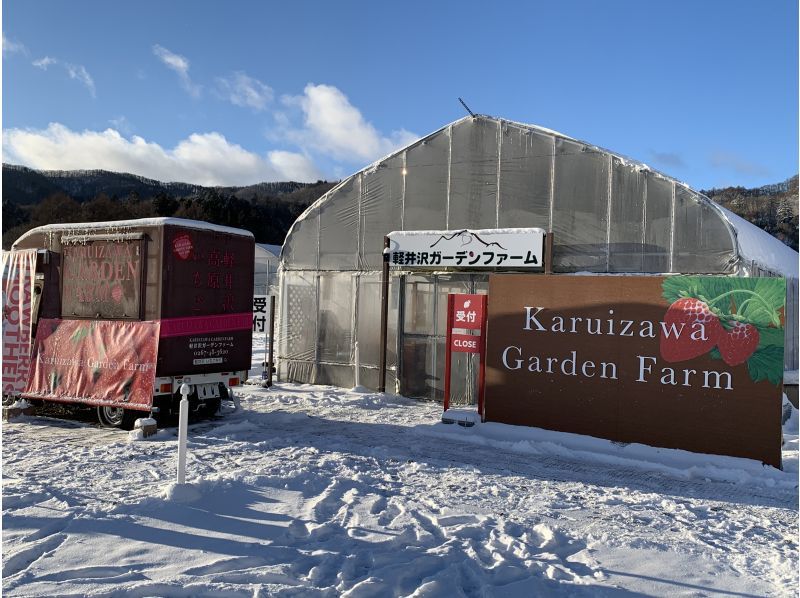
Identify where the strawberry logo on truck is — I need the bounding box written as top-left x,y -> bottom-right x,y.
660,277 -> 785,385
172,233 -> 194,260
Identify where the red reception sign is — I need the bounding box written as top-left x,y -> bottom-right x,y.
444,294 -> 488,415
24,318 -> 160,411
452,294 -> 485,330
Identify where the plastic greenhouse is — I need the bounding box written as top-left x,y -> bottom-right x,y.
278,115 -> 799,402
254,243 -> 281,296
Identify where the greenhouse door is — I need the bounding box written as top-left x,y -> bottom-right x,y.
399,273 -> 488,403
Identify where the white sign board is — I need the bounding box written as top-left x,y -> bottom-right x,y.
252,295 -> 271,334
386,228 -> 545,269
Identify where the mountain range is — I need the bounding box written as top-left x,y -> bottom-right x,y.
3,164 -> 312,205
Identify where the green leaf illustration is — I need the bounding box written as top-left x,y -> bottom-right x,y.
663,276 -> 786,387
736,278 -> 785,328
757,326 -> 785,350
70,326 -> 90,344
49,371 -> 61,393
747,345 -> 784,386
662,276 -> 784,327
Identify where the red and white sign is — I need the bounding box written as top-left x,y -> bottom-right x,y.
444,293 -> 488,416
451,333 -> 480,353
452,294 -> 484,330
2,249 -> 37,397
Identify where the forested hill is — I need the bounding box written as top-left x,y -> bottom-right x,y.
1,164 -> 336,249
701,175 -> 798,251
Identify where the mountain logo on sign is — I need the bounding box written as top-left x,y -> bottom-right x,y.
430,230 -> 507,251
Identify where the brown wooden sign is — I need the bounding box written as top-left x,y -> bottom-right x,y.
485,275 -> 785,467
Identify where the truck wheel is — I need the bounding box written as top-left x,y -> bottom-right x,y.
97,406 -> 137,430
202,397 -> 222,417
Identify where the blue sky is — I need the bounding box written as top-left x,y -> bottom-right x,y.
2,1 -> 797,190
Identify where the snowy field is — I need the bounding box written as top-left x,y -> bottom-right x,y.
2,342 -> 798,596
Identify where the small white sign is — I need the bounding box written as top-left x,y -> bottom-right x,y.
386,228 -> 545,270
252,295 -> 270,333
193,357 -> 223,365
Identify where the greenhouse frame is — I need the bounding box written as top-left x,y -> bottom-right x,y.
278,115 -> 799,402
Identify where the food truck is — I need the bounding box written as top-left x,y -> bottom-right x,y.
3,218 -> 254,428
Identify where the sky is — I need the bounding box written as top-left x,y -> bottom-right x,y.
1,1 -> 797,190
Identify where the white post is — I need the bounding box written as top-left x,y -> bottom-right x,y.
354,341 -> 360,388
177,383 -> 190,484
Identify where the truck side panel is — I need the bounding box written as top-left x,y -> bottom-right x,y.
157,225 -> 254,376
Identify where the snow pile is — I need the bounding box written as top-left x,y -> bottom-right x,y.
719,205 -> 799,277
3,384 -> 798,596
782,395 -> 799,475
427,413 -> 797,489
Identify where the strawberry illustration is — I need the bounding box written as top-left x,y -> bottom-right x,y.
717,322 -> 760,366
660,298 -> 724,362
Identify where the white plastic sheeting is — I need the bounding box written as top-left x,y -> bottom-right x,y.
254,244 -> 280,296
280,115 -> 799,391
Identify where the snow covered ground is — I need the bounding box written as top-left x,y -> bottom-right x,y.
2,345 -> 798,596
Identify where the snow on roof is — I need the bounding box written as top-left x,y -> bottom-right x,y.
256,243 -> 282,258
14,217 -> 254,244
718,206 -> 799,278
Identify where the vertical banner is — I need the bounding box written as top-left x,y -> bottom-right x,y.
253,294 -> 273,382
444,294 -> 488,415
24,318 -> 160,411
2,249 -> 37,397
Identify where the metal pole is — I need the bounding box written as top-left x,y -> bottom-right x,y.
176,383 -> 190,484
477,294 -> 487,421
545,232 -> 554,275
268,295 -> 275,387
354,341 -> 360,388
443,294 -> 454,412
378,236 -> 390,392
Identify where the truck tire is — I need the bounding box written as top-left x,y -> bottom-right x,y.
201,397 -> 222,417
97,406 -> 138,430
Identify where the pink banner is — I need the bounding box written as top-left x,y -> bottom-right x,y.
159,312 -> 252,338
2,249 -> 37,396
24,319 -> 160,411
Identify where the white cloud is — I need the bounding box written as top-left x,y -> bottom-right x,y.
3,123 -> 322,185
281,84 -> 417,163
2,34 -> 27,57
109,116 -> 133,135
32,56 -> 95,97
65,63 -> 96,98
267,150 -> 323,182
153,44 -> 201,98
216,71 -> 273,111
33,56 -> 56,69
